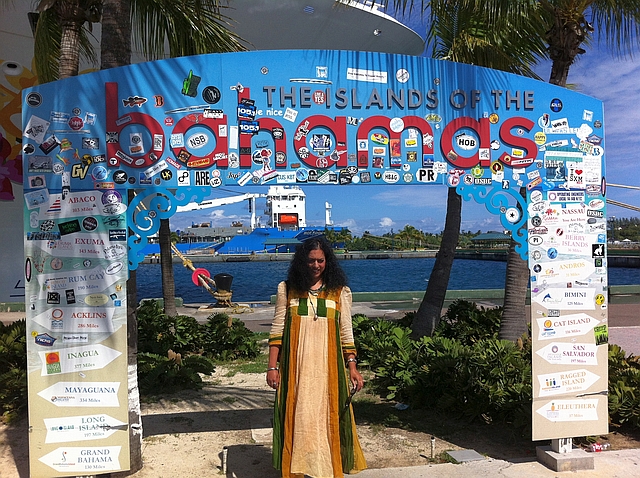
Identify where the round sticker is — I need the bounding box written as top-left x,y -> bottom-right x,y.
547,248 -> 558,259
50,258 -> 63,270
296,169 -> 309,181
396,69 -> 410,83
26,92 -> 42,107
595,294 -> 605,306
389,117 -> 405,133
202,86 -> 221,104
102,190 -> 122,205
91,166 -> 108,181
505,207 -> 520,223
82,216 -> 98,231
68,116 -> 83,130
471,166 -> 484,178
550,98 -> 563,112
113,170 -> 128,184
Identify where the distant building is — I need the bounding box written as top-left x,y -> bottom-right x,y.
471,231 -> 511,248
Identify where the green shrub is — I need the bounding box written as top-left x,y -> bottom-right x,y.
0,319 -> 27,422
137,300 -> 204,355
434,299 -> 502,345
200,313 -> 260,361
608,344 -> 640,428
137,351 -> 216,395
354,302 -> 533,430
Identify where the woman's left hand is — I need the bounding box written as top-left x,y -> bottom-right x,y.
349,368 -> 364,392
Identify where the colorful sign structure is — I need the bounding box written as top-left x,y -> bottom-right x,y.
23,190 -> 130,477
22,50 -> 606,462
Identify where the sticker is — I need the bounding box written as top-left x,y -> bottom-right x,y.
202,86 -> 221,104
550,98 -> 563,112
395,69 -> 409,83
58,219 -> 81,236
24,115 -> 51,143
122,96 -> 147,107
101,190 -> 122,205
181,70 -> 202,97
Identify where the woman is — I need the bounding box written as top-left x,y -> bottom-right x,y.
267,237 -> 367,478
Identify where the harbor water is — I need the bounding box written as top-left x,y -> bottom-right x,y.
135,258 -> 640,303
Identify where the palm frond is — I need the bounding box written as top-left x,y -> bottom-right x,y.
427,0 -> 548,78
131,0 -> 247,60
33,8 -> 98,82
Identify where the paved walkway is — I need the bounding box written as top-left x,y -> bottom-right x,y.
354,448 -> 640,477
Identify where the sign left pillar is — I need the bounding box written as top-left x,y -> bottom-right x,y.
24,187 -> 131,477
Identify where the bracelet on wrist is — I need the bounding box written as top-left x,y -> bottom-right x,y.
346,358 -> 357,365
267,367 -> 279,372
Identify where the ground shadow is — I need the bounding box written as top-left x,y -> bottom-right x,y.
1,418 -> 29,478
221,444 -> 279,478
143,408 -> 272,437
352,399 -> 543,461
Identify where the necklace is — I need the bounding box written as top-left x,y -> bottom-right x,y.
309,298 -> 318,320
308,285 -> 322,320
308,283 -> 324,295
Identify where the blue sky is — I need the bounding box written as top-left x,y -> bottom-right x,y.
171,21 -> 640,237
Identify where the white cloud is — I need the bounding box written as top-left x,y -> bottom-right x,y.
379,217 -> 395,228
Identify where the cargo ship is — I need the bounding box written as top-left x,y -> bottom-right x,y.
142,186 -> 337,256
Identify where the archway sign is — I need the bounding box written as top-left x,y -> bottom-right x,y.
22,50 -> 607,476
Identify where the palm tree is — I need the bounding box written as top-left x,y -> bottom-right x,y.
384,0 -> 547,339
412,188 -> 462,337
542,1 -> 640,87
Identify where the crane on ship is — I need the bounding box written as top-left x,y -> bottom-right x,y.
176,192 -> 266,229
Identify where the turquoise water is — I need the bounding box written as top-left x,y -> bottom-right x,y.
135,258 -> 640,303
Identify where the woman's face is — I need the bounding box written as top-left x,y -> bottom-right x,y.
307,248 -> 326,284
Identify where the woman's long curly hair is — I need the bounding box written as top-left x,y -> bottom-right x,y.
287,236 -> 348,293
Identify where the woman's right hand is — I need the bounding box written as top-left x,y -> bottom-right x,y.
267,369 -> 280,389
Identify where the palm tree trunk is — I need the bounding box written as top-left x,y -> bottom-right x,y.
101,3 -> 140,474
499,187 -> 529,341
499,239 -> 529,341
101,0 -> 132,70
411,187 -> 461,339
160,218 -> 177,317
55,0 -> 83,78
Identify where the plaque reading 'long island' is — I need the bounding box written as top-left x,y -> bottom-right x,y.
44,414 -> 127,443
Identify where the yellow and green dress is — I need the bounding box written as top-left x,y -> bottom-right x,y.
269,281 -> 367,478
